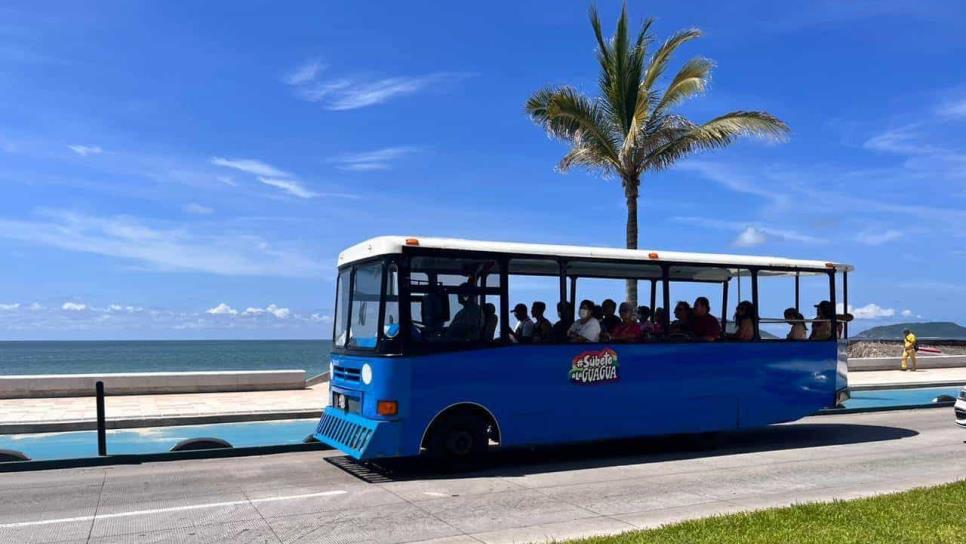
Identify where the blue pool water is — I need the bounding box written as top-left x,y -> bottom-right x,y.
0,419 -> 318,462
843,386 -> 961,410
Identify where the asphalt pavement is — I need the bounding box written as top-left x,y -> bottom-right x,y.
1,408 -> 964,544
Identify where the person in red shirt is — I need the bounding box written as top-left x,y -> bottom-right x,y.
610,302 -> 643,342
690,296 -> 721,341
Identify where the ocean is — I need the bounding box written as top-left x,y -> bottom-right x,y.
0,340 -> 333,377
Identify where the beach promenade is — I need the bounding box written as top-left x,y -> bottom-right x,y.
2,368 -> 965,434
0,383 -> 329,434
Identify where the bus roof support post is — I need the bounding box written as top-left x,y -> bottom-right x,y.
829,271 -> 837,341
843,270 -> 848,339
649,279 -> 656,313
558,260 -> 567,312
751,269 -> 760,340
661,265 -> 670,331
795,271 -> 800,311
721,281 -> 729,336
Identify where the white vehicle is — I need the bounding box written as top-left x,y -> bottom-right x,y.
955,387 -> 966,428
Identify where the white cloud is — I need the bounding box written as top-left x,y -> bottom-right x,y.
733,226 -> 767,248
216,176 -> 237,187
0,209 -> 324,278
108,304 -> 142,313
68,145 -> 103,157
283,61 -> 469,110
284,59 -> 325,86
328,146 -> 420,171
61,302 -> 88,311
27,303 -> 43,311
257,177 -> 317,199
206,303 -> 237,316
854,229 -> 902,245
838,303 -> 895,320
182,203 -> 213,215
209,157 -> 291,178
0,303 -> 20,311
242,304 -> 291,319
673,217 -> 825,246
901,309 -> 912,317
937,98 -> 966,119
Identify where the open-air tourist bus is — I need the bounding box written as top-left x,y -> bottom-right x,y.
315,236 -> 852,461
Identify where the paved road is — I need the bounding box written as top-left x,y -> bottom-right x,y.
1,408 -> 963,544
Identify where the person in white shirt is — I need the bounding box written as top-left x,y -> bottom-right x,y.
568,299 -> 601,343
510,303 -> 535,343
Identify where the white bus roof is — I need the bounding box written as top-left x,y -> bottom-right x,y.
338,236 -> 853,274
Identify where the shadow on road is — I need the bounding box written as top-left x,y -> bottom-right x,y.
327,422 -> 918,482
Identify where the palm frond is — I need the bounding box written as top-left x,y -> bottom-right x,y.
642,28 -> 701,93
644,111 -> 790,169
525,86 -> 621,171
653,57 -> 713,115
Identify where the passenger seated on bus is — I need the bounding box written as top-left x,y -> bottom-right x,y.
600,299 -> 621,334
444,283 -> 482,341
482,303 -> 498,341
510,303 -> 535,343
637,306 -> 657,338
809,300 -> 832,340
610,302 -> 643,342
784,308 -> 807,340
729,300 -> 757,341
668,301 -> 693,336
550,302 -> 573,342
568,299 -> 601,343
690,296 -> 721,341
531,301 -> 552,342
652,307 -> 667,336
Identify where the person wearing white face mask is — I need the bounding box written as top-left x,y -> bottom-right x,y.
567,299 -> 601,343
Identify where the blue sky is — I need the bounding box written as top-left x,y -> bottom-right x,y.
0,1 -> 964,340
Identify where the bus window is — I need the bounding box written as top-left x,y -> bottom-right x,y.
667,265 -> 729,341
333,267 -> 351,347
508,259 -> 561,343
408,256 -> 502,346
348,262 -> 382,349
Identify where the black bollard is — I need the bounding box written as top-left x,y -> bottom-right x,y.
96,381 -> 107,456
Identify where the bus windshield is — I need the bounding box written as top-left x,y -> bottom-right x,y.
333,261 -> 384,350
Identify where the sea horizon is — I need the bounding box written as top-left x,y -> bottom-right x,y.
0,339 -> 333,377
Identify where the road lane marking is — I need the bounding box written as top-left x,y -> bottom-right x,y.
0,490 -> 347,529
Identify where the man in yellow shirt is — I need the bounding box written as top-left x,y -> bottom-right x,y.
900,329 -> 917,371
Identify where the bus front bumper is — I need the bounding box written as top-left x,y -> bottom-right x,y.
314,407 -> 406,460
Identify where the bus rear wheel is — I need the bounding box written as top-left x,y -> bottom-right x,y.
427,413 -> 488,463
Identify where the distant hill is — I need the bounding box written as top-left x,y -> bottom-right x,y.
854,322 -> 966,340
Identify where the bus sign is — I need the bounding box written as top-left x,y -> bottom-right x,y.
569,348 -> 620,385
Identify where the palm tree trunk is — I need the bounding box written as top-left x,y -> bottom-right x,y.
624,176 -> 639,307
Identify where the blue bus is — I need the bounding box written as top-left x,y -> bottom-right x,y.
315,236 -> 852,461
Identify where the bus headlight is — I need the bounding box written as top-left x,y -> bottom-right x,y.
361,363 -> 373,385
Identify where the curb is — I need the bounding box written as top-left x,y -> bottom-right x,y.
0,442 -> 333,473
818,401 -> 956,415
0,410 -> 324,435
849,381 -> 966,392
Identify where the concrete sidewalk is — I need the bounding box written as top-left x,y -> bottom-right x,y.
848,367 -> 966,390
0,383 -> 329,434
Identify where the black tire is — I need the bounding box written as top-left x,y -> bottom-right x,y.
426,413 -> 488,464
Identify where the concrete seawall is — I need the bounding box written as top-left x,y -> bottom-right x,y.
0,370 -> 306,399
849,355 -> 966,372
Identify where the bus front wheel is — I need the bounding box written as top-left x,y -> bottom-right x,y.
426,413 -> 488,462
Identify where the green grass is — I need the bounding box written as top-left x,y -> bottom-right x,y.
568,480 -> 966,544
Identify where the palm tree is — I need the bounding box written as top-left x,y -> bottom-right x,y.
526,5 -> 789,306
